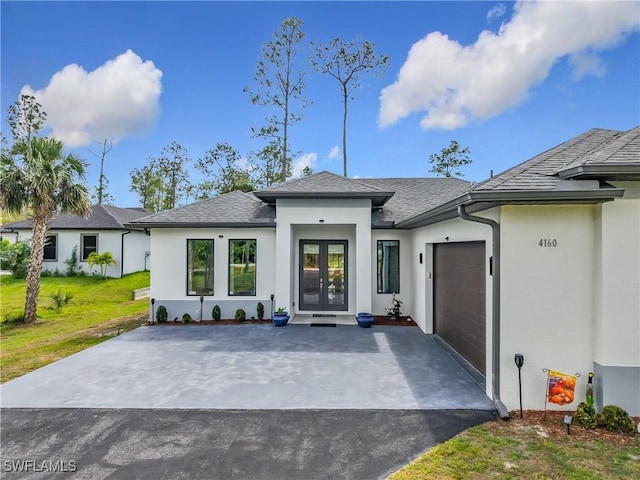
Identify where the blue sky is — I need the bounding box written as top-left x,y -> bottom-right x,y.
2,1 -> 639,207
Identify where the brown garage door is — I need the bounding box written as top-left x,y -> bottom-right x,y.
434,241 -> 486,375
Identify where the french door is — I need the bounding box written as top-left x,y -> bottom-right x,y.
299,240 -> 348,311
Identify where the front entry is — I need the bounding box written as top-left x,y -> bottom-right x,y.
299,240 -> 348,311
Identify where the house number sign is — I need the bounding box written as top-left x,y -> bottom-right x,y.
538,238 -> 558,247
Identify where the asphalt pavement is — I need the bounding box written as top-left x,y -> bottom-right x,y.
0,408 -> 496,480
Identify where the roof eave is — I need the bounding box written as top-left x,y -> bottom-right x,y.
125,221 -> 276,229
253,191 -> 395,206
557,164 -> 640,180
396,188 -> 626,229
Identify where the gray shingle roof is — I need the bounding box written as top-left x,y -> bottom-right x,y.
556,126 -> 640,179
473,128 -> 623,191
129,191 -> 275,227
253,171 -> 395,206
256,171 -> 389,194
359,178 -> 471,225
2,205 -> 150,230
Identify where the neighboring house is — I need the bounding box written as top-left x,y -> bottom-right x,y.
2,205 -> 151,278
130,126 -> 640,416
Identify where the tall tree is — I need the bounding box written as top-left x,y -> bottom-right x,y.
88,138 -> 114,204
158,142 -> 191,209
195,143 -> 255,198
129,158 -> 164,212
6,94 -> 47,143
311,38 -> 389,177
1,137 -> 91,323
428,140 -> 472,178
251,140 -> 290,188
244,17 -> 309,182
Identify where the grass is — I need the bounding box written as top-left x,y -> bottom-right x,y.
387,419 -> 640,480
0,271 -> 150,383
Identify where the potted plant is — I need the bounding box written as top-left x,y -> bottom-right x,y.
272,307 -> 289,327
356,312 -> 374,328
257,302 -> 265,320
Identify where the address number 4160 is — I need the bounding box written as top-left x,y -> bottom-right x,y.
539,239 -> 558,247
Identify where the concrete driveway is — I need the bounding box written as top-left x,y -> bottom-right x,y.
0,324 -> 494,410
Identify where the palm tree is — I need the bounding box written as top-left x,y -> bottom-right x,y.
1,137 -> 91,323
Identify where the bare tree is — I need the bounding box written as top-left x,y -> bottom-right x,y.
88,138 -> 114,204
311,38 -> 389,177
244,17 -> 309,182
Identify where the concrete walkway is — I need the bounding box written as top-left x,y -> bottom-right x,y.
0,324 -> 494,410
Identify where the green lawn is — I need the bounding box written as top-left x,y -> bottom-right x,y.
0,271 -> 150,383
388,417 -> 639,480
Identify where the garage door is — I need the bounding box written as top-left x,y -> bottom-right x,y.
434,241 -> 486,375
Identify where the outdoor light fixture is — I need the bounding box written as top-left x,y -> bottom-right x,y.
218,235 -> 223,238
270,294 -> 275,318
445,236 -> 449,242
514,353 -> 525,418
199,296 -> 204,322
150,298 -> 155,325
419,253 -> 423,264
319,219 -> 325,223
564,415 -> 573,435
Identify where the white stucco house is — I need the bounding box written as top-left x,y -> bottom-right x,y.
129,126 -> 640,417
2,205 -> 151,278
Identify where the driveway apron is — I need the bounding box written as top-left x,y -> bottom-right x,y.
0,325 -> 494,410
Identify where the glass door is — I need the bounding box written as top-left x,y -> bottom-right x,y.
299,240 -> 347,311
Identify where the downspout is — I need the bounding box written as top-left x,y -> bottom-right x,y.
458,205 -> 509,420
121,230 -> 131,278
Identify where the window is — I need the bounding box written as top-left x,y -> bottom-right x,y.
229,239 -> 256,296
43,234 -> 57,261
81,234 -> 98,261
377,240 -> 400,293
187,239 -> 214,296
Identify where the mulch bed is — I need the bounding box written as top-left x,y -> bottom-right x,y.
503,410 -> 639,447
151,316 -> 417,326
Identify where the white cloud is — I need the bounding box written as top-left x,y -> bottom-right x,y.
328,145 -> 340,160
292,152 -> 317,177
22,49 -> 163,147
379,1 -> 639,130
486,3 -> 506,21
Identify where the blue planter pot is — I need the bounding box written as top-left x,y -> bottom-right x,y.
356,312 -> 374,328
272,313 -> 290,326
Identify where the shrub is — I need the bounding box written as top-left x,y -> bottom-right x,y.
182,313 -> 193,324
156,305 -> 168,323
2,310 -> 25,324
212,305 -> 221,321
64,246 -> 79,276
49,289 -> 74,313
600,405 -> 635,433
87,251 -> 116,279
0,239 -> 30,278
575,402 -> 597,429
234,308 -> 246,322
257,302 -> 264,320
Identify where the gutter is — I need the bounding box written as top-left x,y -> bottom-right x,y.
121,230 -> 131,278
398,188 -> 625,229
457,205 -> 509,420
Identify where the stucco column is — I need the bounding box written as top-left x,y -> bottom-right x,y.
355,220 -> 372,313
274,217 -> 292,313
